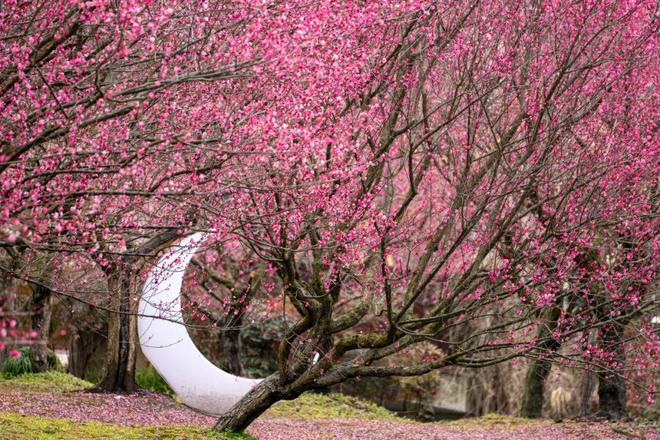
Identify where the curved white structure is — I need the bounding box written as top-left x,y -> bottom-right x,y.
138,233 -> 260,415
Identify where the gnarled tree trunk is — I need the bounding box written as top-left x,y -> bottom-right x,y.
96,231 -> 180,392
214,374 -> 300,432
96,266 -> 137,392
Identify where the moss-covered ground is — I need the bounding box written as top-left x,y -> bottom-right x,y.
268,392 -> 400,421
0,371 -> 92,393
0,413 -> 255,440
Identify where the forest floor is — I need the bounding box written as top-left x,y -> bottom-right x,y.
0,372 -> 657,440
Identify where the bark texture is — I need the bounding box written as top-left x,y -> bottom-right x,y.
214,375 -> 288,432
97,267 -> 137,392
96,231 -> 179,392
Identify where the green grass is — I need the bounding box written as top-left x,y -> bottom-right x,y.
136,366 -> 174,396
0,373 -> 656,439
0,413 -> 256,440
0,371 -> 93,393
266,392 -> 401,421
1,347 -> 64,377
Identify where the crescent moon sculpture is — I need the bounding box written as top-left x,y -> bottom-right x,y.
138,233 -> 261,415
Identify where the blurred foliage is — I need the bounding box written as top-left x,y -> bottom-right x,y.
1,347 -> 63,377
333,342 -> 454,420
81,368 -> 104,385
135,366 -> 174,396
240,316 -> 288,378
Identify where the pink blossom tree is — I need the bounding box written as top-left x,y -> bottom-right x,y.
204,0 -> 658,430
0,0 -> 656,431
0,0 -> 261,388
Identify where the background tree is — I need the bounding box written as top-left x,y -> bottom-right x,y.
0,0 -> 261,388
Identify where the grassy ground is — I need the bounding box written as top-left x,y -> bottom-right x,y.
0,371 -> 399,421
268,392 -> 400,421
0,371 -> 92,393
0,372 -> 657,439
0,413 -> 255,440
0,372 -> 399,439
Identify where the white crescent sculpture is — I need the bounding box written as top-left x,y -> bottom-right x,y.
138,233 -> 261,415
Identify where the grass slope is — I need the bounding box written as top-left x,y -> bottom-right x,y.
0,371 -> 92,393
0,371 -> 398,421
268,392 -> 400,421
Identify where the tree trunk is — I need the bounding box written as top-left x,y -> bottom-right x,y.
598,373 -> 627,420
520,357 -> 553,418
597,323 -> 627,420
68,327 -> 106,380
96,231 -> 180,392
214,375 -> 295,432
97,266 -> 137,392
222,269 -> 263,376
223,315 -> 243,375
578,369 -> 597,417
578,331 -> 598,417
29,283 -> 53,372
520,308 -> 561,418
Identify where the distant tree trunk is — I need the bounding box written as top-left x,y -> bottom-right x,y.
68,327 -> 106,380
520,307 -> 561,418
491,364 -> 511,414
597,322 -> 627,420
221,269 -> 262,376
223,316 -> 243,375
577,331 -> 598,417
578,369 -> 597,417
29,282 -> 53,372
96,266 -> 137,392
